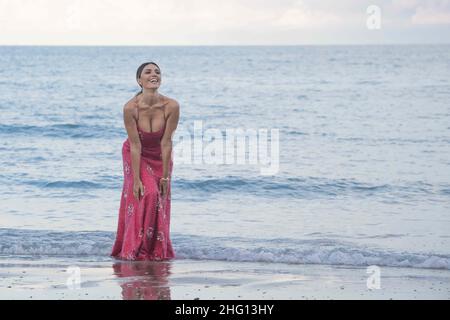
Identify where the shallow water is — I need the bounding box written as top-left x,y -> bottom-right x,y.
0,45 -> 449,269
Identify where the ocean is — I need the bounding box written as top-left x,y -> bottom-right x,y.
0,45 -> 449,270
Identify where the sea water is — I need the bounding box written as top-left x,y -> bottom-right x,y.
0,45 -> 449,269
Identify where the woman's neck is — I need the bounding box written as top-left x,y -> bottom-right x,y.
140,89 -> 161,106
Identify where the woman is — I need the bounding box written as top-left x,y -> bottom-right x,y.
111,62 -> 179,261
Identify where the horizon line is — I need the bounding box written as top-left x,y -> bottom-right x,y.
1,43 -> 450,47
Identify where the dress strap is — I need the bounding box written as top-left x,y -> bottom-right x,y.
134,96 -> 139,122
162,99 -> 169,122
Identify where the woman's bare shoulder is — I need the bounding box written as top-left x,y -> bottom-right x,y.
124,95 -> 139,108
162,96 -> 180,112
123,96 -> 139,118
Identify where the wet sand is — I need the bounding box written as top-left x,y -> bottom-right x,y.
1,257 -> 449,300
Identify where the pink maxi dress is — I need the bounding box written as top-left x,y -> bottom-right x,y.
111,105 -> 175,261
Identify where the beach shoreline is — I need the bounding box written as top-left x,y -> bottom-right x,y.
1,257 -> 449,300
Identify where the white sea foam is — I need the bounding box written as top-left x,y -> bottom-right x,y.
1,229 -> 449,270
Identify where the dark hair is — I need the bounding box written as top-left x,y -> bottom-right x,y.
135,62 -> 161,96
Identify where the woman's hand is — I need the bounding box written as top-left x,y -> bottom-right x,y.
159,177 -> 169,198
133,179 -> 145,200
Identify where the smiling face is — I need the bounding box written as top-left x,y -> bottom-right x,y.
137,63 -> 161,90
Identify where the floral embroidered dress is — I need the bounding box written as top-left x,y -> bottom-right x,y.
111,106 -> 175,261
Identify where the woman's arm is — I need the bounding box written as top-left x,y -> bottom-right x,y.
161,100 -> 180,179
123,102 -> 142,184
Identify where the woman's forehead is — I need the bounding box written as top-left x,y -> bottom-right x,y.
143,64 -> 159,71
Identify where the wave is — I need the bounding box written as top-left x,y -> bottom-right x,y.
172,176 -> 445,199
6,175 -> 448,200
0,228 -> 448,270
0,123 -> 123,139
16,179 -> 115,190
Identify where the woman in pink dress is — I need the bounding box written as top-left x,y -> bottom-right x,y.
111,62 -> 179,261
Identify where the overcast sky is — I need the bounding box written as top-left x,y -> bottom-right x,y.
1,0 -> 449,45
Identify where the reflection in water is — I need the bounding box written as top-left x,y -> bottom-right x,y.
112,260 -> 173,300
